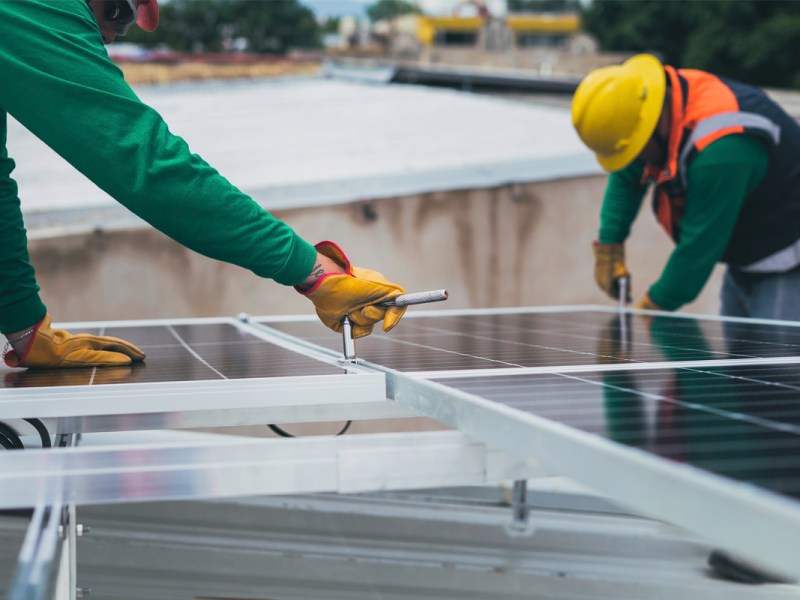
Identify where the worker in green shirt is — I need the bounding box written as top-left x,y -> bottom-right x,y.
0,0 -> 407,369
577,54 -> 800,584
572,54 -> 800,320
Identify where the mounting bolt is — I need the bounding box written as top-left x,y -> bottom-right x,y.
76,587 -> 91,598
76,524 -> 91,537
511,479 -> 529,524
504,479 -> 536,538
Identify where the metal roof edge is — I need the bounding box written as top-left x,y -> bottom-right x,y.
248,153 -> 603,210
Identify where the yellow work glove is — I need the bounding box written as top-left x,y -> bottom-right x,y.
633,294 -> 665,311
298,241 -> 407,339
593,241 -> 631,301
3,314 -> 146,369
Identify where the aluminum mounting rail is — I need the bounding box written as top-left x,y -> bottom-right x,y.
0,430 -> 545,510
0,374 -> 414,434
6,434 -> 78,600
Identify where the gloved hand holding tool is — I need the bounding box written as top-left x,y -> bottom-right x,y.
3,314 -> 145,369
338,289 -> 448,360
593,242 -> 665,312
593,242 -> 631,303
298,241 -> 408,339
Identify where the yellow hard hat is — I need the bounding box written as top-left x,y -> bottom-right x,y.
571,54 -> 666,172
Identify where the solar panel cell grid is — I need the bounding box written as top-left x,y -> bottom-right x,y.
436,363 -> 800,499
265,311 -> 800,372
1,323 -> 342,389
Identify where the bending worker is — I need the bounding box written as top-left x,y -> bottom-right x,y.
572,53 -> 800,320
0,0 -> 406,369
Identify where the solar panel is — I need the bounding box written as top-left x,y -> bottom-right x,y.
6,307 -> 800,585
434,363 -> 800,500
0,318 -> 407,434
1,321 -> 342,390
255,307 -> 800,579
263,309 -> 800,372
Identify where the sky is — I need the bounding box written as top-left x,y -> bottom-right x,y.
158,0 -> 369,20
301,0 -> 369,18
299,0 -> 512,19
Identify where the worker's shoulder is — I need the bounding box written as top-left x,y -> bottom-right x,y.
0,0 -> 94,29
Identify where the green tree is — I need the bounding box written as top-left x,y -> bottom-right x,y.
581,0 -> 692,65
581,0 -> 800,89
229,0 -> 320,53
124,0 -> 320,53
508,0 -> 581,13
366,0 -> 420,23
321,17 -> 342,35
684,1 -> 800,88
125,0 -> 230,51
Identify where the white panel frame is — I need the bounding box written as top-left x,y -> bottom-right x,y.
0,374 -> 414,433
0,316 -> 419,433
252,303 -> 800,327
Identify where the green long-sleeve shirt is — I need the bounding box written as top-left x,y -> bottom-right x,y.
598,134 -> 769,310
0,0 -> 317,332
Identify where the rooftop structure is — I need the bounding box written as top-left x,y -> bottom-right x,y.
8,77 -> 599,235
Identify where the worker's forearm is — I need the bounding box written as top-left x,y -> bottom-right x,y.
297,252 -> 346,291
598,163 -> 647,243
0,0 -> 316,286
0,113 -> 47,333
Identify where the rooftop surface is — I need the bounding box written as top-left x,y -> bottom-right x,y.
8,76 -> 599,232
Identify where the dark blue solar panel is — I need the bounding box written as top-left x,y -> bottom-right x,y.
265,310 -> 800,371
1,322 -> 342,389
435,363 -> 800,499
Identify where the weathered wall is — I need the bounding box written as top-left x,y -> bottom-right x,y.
27,175 -> 723,323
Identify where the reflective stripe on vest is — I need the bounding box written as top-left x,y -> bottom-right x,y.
677,112 -> 781,189
740,238 -> 800,272
654,110 -> 780,241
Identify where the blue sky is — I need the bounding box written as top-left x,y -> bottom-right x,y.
299,0 -> 540,20
158,0 -> 369,20
300,0 -> 369,18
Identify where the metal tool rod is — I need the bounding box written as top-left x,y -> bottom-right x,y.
618,277 -> 629,350
341,316 -> 356,360
617,277 -> 627,311
380,289 -> 448,307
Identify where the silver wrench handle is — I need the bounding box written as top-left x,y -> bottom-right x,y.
617,277 -> 628,310
380,289 -> 448,307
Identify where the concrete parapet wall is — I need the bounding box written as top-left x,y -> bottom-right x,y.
415,49 -> 628,78
27,175 -> 722,323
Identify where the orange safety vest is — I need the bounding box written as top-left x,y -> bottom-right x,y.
643,67 -> 781,244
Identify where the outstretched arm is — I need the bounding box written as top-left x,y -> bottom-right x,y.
0,0 -> 316,287
0,111 -> 47,334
